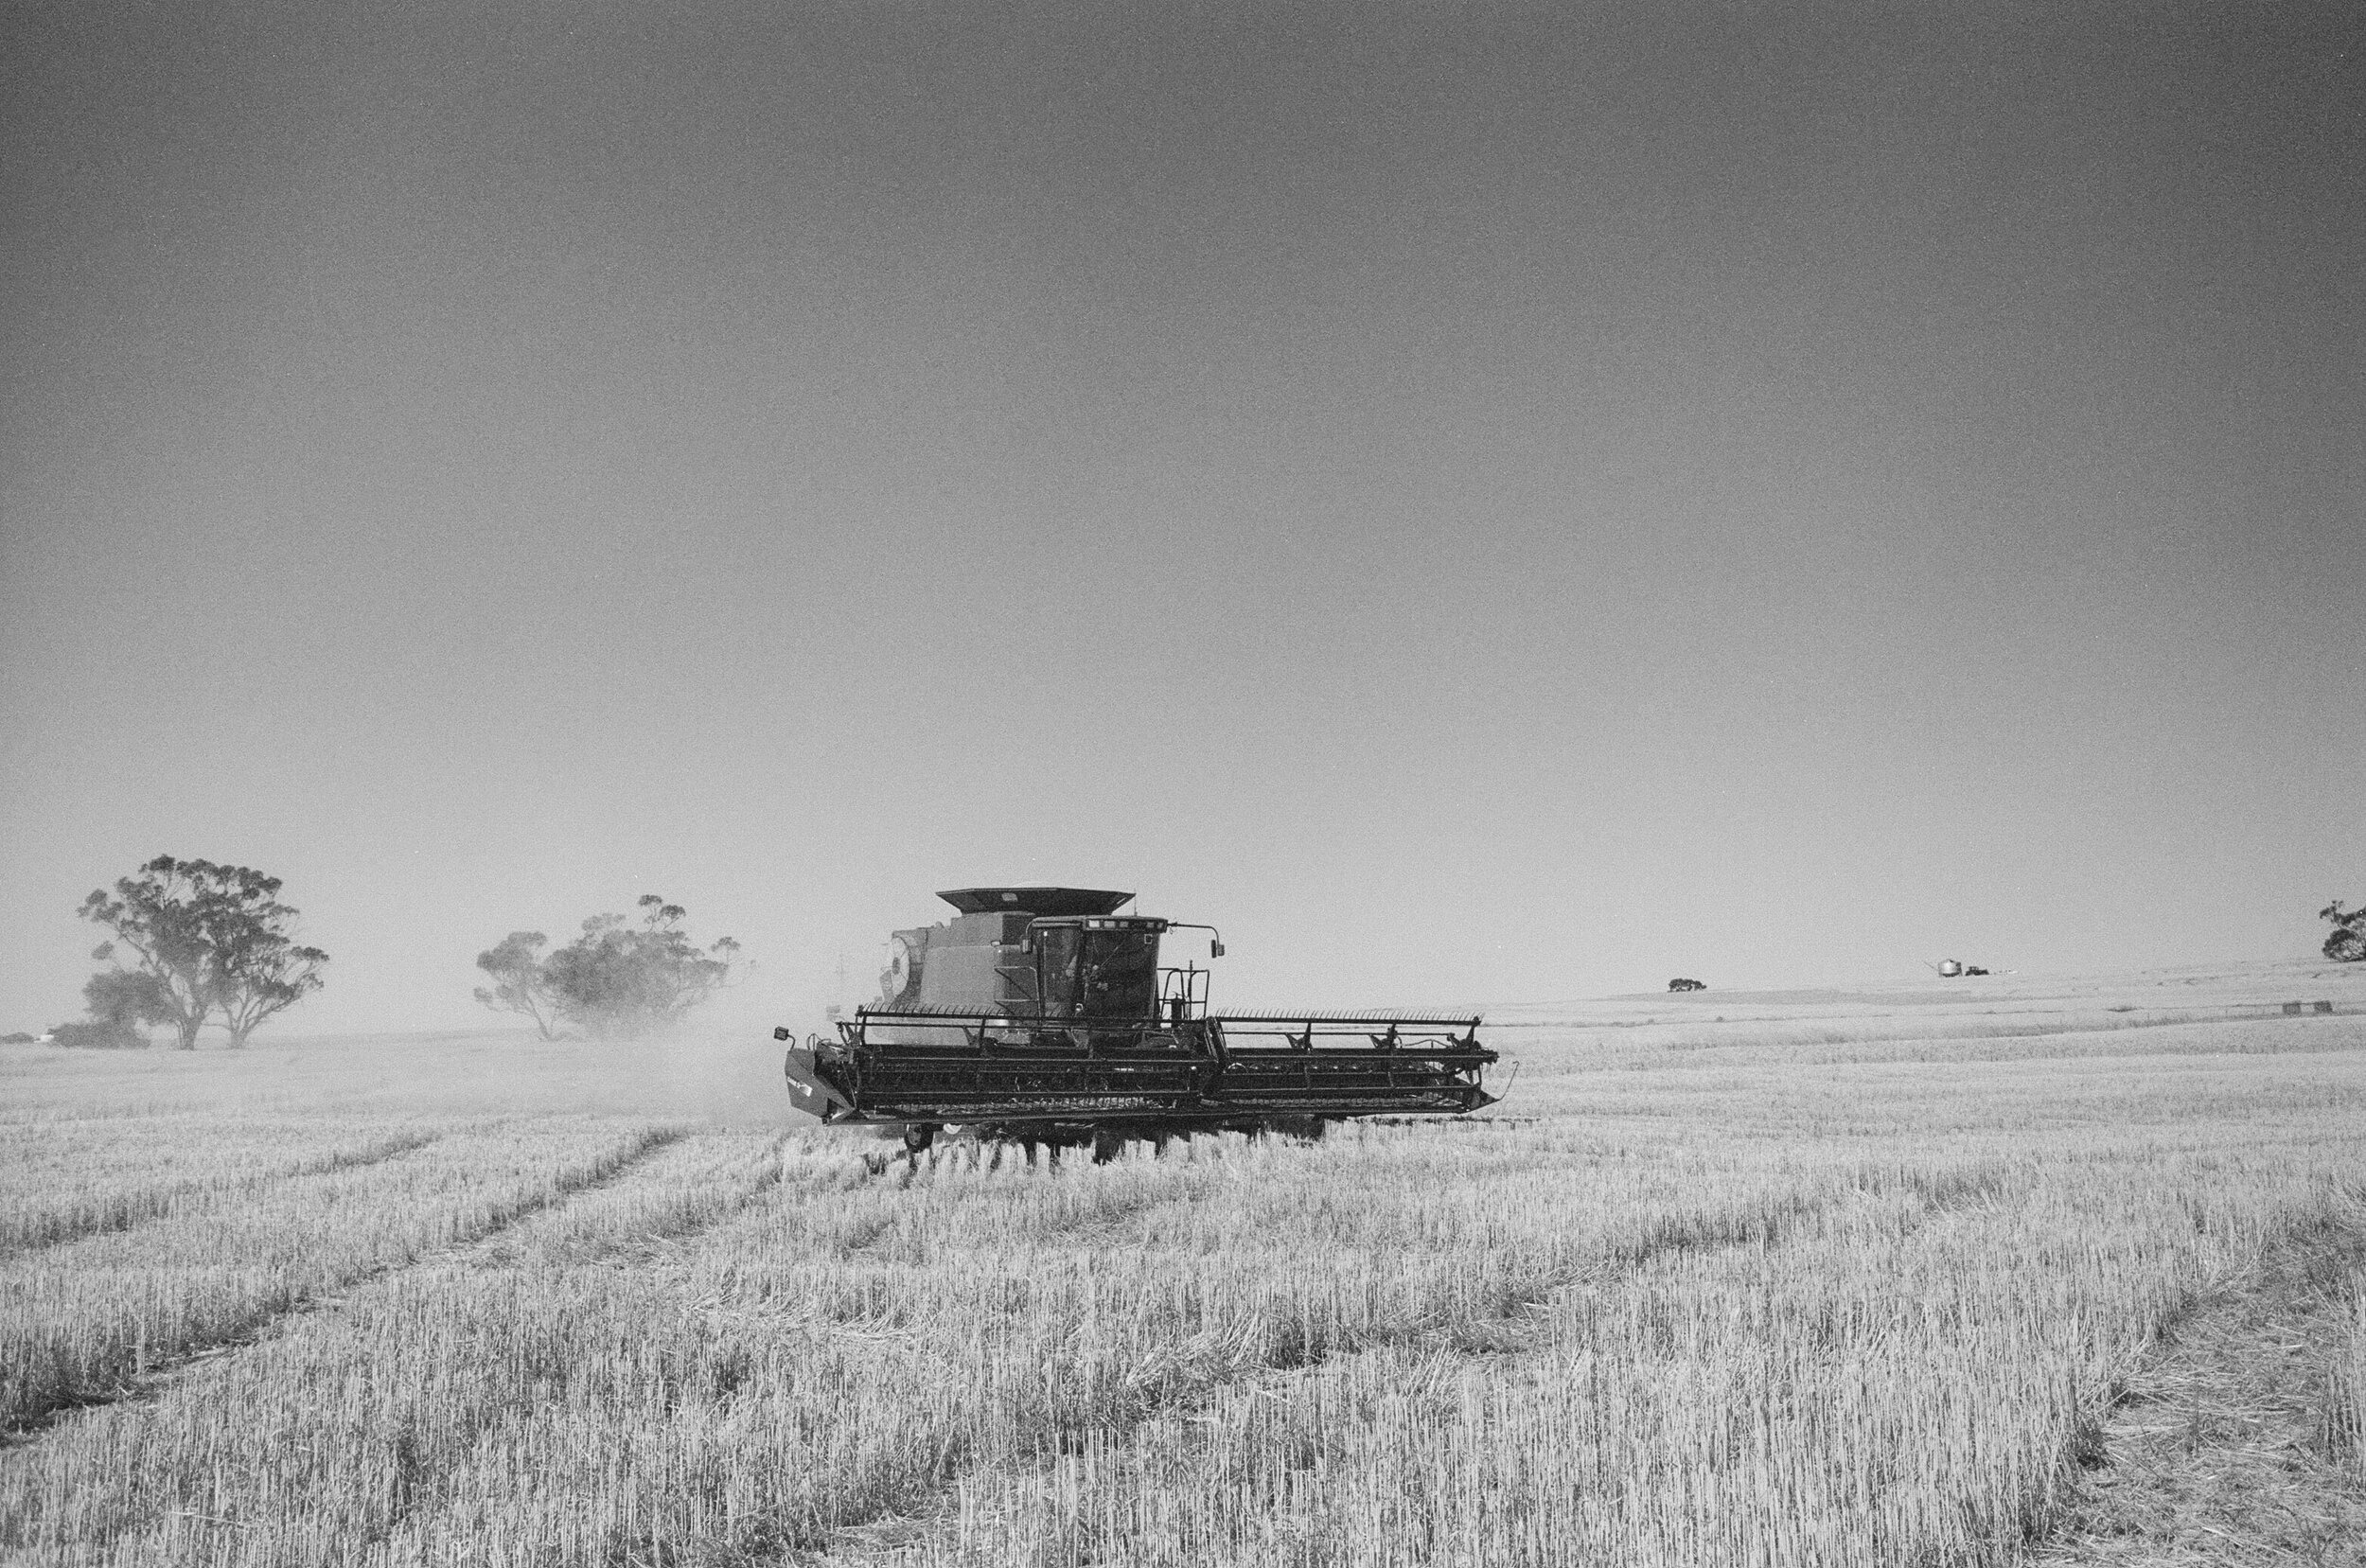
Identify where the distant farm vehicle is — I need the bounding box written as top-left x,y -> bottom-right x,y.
2324,900 -> 2366,963
777,887 -> 1501,1162
1930,960 -> 1992,978
1668,978 -> 1706,993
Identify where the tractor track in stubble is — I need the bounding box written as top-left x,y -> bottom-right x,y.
788,1152 -> 2024,1564
2027,1207 -> 2366,1567
0,1126 -> 688,1453
462,1132 -> 809,1272
0,1127 -> 447,1261
11,1132 -> 819,1563
339,1136 -> 830,1561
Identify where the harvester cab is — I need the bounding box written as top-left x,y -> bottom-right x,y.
1024,915 -> 1163,1018
777,886 -> 1499,1159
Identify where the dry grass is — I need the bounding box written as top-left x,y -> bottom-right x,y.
1,967 -> 2363,1566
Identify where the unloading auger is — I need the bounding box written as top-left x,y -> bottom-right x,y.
776,887 -> 1500,1160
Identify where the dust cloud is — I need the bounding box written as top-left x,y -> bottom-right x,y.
1,1020 -> 812,1129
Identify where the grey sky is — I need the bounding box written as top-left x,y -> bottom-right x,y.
4,1 -> 2360,1036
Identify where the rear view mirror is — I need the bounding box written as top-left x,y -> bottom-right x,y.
1210,940 -> 1225,958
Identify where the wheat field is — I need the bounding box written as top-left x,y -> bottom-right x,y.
3,961 -> 2363,1566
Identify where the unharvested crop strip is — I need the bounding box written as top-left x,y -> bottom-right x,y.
0,1125 -> 684,1448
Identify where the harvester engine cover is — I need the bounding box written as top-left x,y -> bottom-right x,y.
778,887 -> 1498,1147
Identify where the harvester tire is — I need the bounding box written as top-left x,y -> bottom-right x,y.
2327,928 -> 2366,963
902,1123 -> 937,1154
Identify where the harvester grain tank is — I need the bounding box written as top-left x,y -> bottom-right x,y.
777,887 -> 1500,1157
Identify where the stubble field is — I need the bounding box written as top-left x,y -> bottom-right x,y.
3,960 -> 2363,1567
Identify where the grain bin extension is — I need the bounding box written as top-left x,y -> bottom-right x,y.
776,887 -> 1499,1158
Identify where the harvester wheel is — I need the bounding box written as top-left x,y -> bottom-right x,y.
2327,928 -> 2366,963
902,1124 -> 937,1154
1090,1127 -> 1125,1164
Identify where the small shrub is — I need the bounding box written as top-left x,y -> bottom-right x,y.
49,1020 -> 150,1049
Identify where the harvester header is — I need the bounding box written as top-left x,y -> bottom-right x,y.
778,885 -> 1500,1159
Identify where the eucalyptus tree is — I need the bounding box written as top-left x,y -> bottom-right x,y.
79,856 -> 329,1048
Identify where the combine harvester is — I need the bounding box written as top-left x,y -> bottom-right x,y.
777,886 -> 1501,1160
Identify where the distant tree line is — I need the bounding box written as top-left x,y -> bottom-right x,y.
38,859 -> 740,1049
26,863 -> 2360,1051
